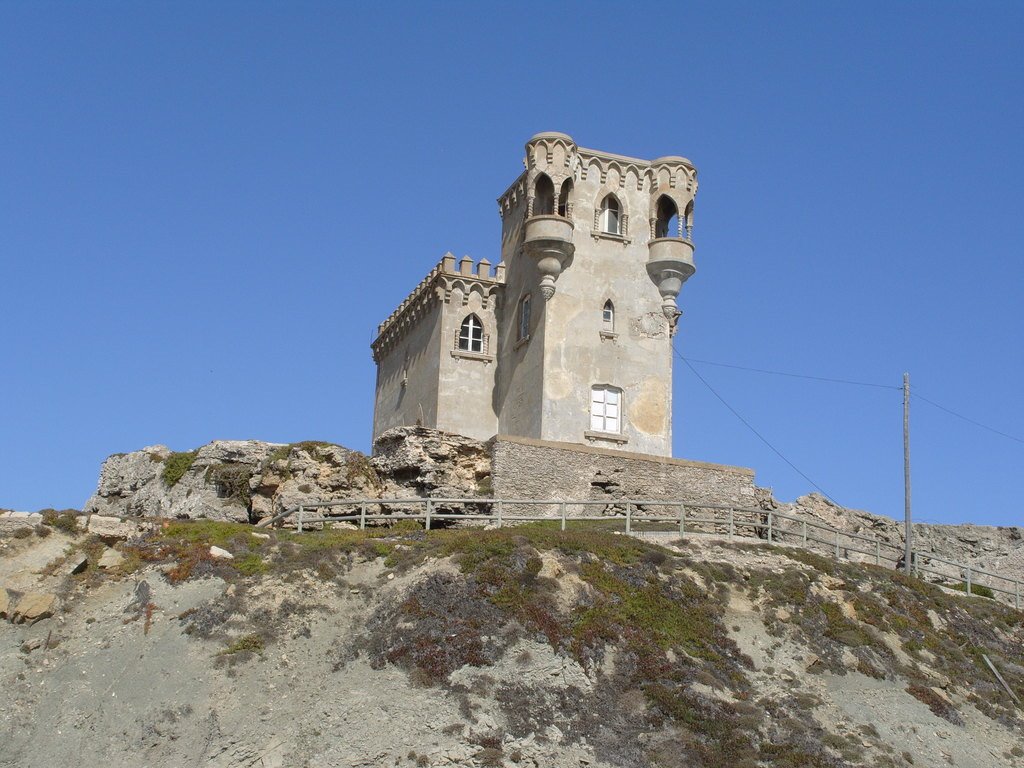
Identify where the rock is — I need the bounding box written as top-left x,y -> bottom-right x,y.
97,547 -> 125,569
251,532 -> 271,540
12,592 -> 57,625
88,515 -> 144,541
0,511 -> 41,535
209,546 -> 234,560
66,553 -> 89,575
0,587 -> 9,619
20,637 -> 44,653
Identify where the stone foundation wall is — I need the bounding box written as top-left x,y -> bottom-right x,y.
489,435 -> 757,512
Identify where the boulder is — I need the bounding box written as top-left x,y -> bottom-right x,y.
0,511 -> 41,536
12,592 -> 57,625
88,515 -> 146,541
66,553 -> 89,575
97,547 -> 125,569
209,546 -> 233,560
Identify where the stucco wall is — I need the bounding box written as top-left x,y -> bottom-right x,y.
495,192 -> 545,439
372,302 -> 442,439
490,435 -> 756,510
436,288 -> 499,441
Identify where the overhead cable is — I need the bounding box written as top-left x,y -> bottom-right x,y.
674,347 -> 844,507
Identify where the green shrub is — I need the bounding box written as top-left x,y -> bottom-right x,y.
205,463 -> 252,506
950,582 -> 995,599
162,451 -> 198,487
221,633 -> 265,655
40,508 -> 80,534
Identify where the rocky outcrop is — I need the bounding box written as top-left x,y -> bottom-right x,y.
774,492 -> 1024,585
84,428 -> 493,524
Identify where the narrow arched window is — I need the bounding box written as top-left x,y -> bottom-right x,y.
517,295 -> 531,341
655,195 -> 680,239
602,300 -> 615,332
557,178 -> 573,218
600,195 -> 621,235
533,174 -> 554,216
458,314 -> 484,353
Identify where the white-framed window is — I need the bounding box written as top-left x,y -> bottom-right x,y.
599,195 -> 621,235
590,386 -> 621,433
458,314 -> 484,353
602,300 -> 615,332
517,294 -> 531,341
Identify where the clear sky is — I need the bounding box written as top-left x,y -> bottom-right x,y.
2,2 -> 1022,526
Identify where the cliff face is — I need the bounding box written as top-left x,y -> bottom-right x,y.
83,427 -> 493,523
82,429 -> 1024,588
1,520 -> 1022,768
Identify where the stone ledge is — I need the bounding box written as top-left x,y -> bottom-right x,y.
492,433 -> 756,477
584,430 -> 628,445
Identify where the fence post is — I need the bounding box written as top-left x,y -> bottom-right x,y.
802,521 -> 807,546
425,498 -> 432,531
874,540 -> 880,566
560,502 -> 567,532
678,504 -> 685,538
496,500 -> 503,529
966,565 -> 972,596
359,503 -> 366,530
834,530 -> 840,560
625,502 -> 632,535
297,506 -> 304,534
767,511 -> 773,545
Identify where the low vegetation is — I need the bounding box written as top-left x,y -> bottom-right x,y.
62,519 -> 1024,768
161,451 -> 198,487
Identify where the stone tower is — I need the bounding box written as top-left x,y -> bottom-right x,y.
371,132 -> 697,457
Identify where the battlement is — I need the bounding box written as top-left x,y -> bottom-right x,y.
497,132 -> 698,216
371,252 -> 505,362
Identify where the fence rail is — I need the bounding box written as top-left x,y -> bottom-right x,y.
267,497 -> 1022,611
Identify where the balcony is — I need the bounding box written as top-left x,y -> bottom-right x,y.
646,237 -> 696,324
524,215 -> 575,299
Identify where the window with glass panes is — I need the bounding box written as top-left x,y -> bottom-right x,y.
590,386 -> 621,433
458,315 -> 484,353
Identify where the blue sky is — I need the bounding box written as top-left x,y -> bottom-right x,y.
2,2 -> 1021,526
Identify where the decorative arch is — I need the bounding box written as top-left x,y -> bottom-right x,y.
599,193 -> 622,235
602,299 -> 615,332
654,195 -> 680,239
458,313 -> 484,353
532,173 -> 555,216
557,178 -> 573,218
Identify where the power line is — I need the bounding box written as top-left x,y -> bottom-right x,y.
912,392 -> 1024,445
682,355 -> 900,391
674,346 -> 844,507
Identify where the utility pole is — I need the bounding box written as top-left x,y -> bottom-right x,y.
903,372 -> 912,574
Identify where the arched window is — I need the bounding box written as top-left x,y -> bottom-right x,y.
557,178 -> 573,218
602,300 -> 615,332
517,294 -> 531,341
533,174 -> 554,216
600,195 -> 621,235
655,195 -> 680,239
458,314 -> 484,353
590,385 -> 621,434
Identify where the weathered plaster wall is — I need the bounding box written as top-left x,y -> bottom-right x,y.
436,286 -> 499,441
372,302 -> 442,439
490,435 -> 757,509
495,191 -> 545,439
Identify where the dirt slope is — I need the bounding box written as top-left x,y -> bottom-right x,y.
1,521 -> 1022,768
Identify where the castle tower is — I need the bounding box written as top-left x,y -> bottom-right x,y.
493,132 -> 697,456
371,133 -> 697,457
